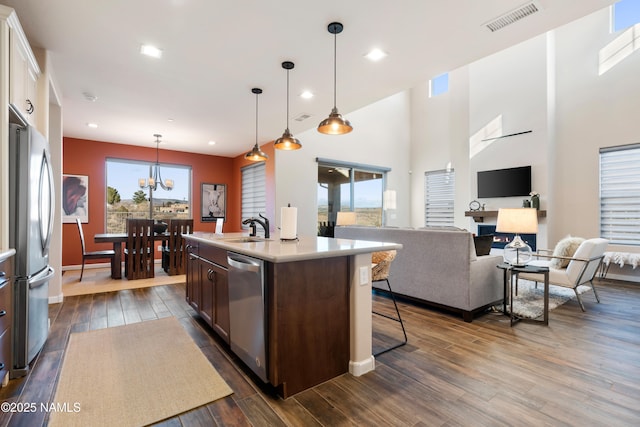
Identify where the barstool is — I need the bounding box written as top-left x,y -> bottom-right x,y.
371,250 -> 407,356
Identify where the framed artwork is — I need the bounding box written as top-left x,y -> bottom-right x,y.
62,174 -> 89,223
201,183 -> 226,222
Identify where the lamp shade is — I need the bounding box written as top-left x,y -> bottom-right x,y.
336,211 -> 357,226
496,208 -> 538,266
496,208 -> 538,234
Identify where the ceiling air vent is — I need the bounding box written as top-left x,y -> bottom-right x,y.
484,1 -> 541,32
294,113 -> 312,122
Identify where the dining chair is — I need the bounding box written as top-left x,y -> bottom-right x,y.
76,218 -> 115,281
124,219 -> 155,280
163,219 -> 194,275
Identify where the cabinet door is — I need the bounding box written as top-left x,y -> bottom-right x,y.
185,246 -> 200,312
9,27 -> 38,126
199,261 -> 214,327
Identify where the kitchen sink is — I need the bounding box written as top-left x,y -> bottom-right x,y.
221,236 -> 268,243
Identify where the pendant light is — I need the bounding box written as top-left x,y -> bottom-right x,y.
318,22 -> 353,135
138,134 -> 174,191
245,88 -> 269,162
274,61 -> 302,150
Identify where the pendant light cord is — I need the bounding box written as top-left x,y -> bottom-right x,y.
333,30 -> 337,109
286,68 -> 290,129
255,92 -> 259,146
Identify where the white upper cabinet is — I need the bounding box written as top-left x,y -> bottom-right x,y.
2,6 -> 41,127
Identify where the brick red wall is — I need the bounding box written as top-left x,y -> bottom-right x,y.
62,137 -> 245,266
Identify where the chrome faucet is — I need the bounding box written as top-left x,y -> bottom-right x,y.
242,213 -> 270,238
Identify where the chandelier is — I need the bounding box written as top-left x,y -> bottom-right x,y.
138,134 -> 174,191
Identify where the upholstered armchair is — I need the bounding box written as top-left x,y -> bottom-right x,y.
518,238 -> 609,311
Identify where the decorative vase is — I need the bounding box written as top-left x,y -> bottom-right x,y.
523,200 -> 531,208
531,195 -> 540,210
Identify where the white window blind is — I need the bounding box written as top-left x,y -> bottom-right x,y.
241,163 -> 266,229
600,144 -> 640,245
425,169 -> 455,227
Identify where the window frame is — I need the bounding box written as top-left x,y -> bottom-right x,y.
424,168 -> 455,227
241,162 -> 266,232
105,157 -> 192,233
599,143 -> 640,246
316,158 -> 390,227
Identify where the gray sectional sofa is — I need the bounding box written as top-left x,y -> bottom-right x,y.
334,226 -> 503,322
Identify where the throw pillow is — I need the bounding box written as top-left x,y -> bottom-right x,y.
473,235 -> 494,256
549,236 -> 585,269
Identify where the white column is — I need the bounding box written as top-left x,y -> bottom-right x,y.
348,252 -> 375,376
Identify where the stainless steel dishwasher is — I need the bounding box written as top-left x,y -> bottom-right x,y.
226,251 -> 267,382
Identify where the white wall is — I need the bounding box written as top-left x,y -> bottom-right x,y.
273,5 -> 640,281
467,34 -> 550,249
553,9 -> 640,246
408,6 -> 640,280
274,91 -> 411,236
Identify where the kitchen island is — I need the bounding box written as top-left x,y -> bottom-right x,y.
183,231 -> 401,398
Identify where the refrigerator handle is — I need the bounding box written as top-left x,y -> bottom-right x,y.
29,267 -> 55,290
39,151 -> 55,253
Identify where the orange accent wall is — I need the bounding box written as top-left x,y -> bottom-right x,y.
62,137 -> 241,266
231,141 -> 276,228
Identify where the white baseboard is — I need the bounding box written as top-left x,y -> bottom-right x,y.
349,355 -> 375,376
49,293 -> 64,304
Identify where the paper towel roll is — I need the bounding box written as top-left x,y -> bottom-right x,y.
280,206 -> 298,240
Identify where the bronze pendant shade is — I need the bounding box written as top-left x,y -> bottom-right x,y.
318,22 -> 352,135
245,88 -> 269,162
274,61 -> 302,150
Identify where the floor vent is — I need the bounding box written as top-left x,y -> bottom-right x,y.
484,1 -> 541,32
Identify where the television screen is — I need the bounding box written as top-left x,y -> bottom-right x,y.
477,165 -> 531,198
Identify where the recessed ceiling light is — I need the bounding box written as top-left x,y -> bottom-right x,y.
365,48 -> 387,61
87,123 -> 98,128
140,44 -> 162,58
167,118 -> 174,122
300,91 -> 314,99
208,140 -> 216,145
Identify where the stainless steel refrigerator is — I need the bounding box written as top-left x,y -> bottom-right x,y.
8,121 -> 55,378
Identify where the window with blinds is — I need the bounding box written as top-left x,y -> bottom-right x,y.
600,144 -> 640,245
424,169 -> 455,227
241,162 -> 266,230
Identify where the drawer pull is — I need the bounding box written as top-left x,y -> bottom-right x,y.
0,271 -> 5,278
0,310 -> 5,317
0,363 -> 4,370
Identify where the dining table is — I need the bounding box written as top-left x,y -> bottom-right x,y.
94,232 -> 170,279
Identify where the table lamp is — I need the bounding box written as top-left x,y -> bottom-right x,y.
336,211 -> 357,226
496,208 -> 538,266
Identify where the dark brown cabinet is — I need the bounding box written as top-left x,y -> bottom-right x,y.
185,244 -> 200,312
184,242 -> 229,344
0,253 -> 14,387
183,237 -> 351,398
266,256 -> 349,398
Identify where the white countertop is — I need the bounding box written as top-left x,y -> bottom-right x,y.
0,248 -> 16,263
185,232 -> 402,263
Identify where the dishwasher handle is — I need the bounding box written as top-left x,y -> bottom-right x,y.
227,254 -> 261,273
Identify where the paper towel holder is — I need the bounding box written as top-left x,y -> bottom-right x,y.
280,203 -> 299,242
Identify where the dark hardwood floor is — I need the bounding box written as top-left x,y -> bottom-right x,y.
1,277 -> 639,426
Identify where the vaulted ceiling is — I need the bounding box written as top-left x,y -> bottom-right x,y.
4,0 -> 613,156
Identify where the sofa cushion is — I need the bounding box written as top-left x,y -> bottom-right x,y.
550,236 -> 585,269
473,235 -> 494,256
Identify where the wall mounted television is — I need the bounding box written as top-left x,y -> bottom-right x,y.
477,165 -> 531,198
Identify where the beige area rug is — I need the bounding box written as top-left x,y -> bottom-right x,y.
49,317 -> 233,427
62,266 -> 185,297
